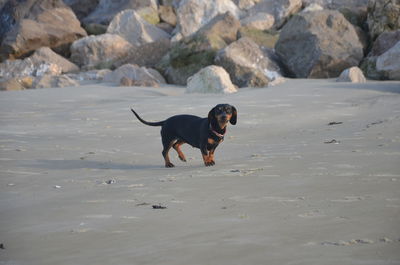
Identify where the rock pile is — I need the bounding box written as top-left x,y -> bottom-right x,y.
0,0 -> 399,91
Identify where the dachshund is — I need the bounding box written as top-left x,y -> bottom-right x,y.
131,104 -> 237,167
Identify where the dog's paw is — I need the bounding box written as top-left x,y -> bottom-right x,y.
165,162 -> 175,168
204,160 -> 215,166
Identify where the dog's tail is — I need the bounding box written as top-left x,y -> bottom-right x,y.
130,108 -> 164,126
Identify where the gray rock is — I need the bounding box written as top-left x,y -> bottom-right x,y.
31,47 -> 79,73
104,64 -> 166,85
82,0 -> 158,25
248,0 -> 302,29
376,41 -> 400,80
70,34 -> 134,70
175,0 -> 241,38
370,30 -> 400,57
336,66 -> 366,83
367,0 -> 400,40
159,5 -> 177,26
113,38 -> 172,69
186,65 -> 237,94
107,9 -> 170,46
0,0 -> 87,61
33,74 -> 79,89
275,10 -> 364,78
215,37 -> 282,87
157,12 -> 241,85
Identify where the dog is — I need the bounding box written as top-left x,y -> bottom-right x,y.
130,104 -> 237,167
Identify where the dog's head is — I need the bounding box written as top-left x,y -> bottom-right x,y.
208,104 -> 237,128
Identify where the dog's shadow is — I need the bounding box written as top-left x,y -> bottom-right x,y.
24,159 -> 162,171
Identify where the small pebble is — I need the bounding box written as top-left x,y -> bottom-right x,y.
105,179 -> 116,184
0,243 -> 4,249
54,185 -> 62,189
152,204 -> 167,209
380,237 -> 393,243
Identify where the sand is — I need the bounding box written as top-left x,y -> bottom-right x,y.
0,79 -> 399,265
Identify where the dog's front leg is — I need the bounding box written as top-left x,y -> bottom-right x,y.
201,148 -> 215,167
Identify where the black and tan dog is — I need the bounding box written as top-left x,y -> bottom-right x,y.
131,104 -> 237,167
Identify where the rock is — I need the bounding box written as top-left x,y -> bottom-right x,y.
336,66 -> 366,82
370,30 -> 400,57
215,37 -> 282,87
237,27 -> 279,48
0,0 -> 87,61
63,0 -> 99,21
0,78 -> 24,91
186,65 -> 237,94
82,0 -> 159,26
232,0 -> 259,10
303,0 -> 369,10
157,12 -> 240,85
361,31 -> 400,80
248,0 -> 302,29
240,12 -> 275,31
31,47 -> 79,73
156,23 -> 175,35
70,34 -> 134,70
33,74 -> 79,89
119,77 -> 160,87
83,23 -> 108,35
175,0 -> 241,38
66,69 -> 112,82
113,38 -> 171,68
376,41 -> 400,80
104,64 -> 166,85
275,10 -> 364,78
302,3 -> 324,13
107,9 -> 170,47
367,0 -> 400,40
159,5 -> 177,26
0,59 -> 62,80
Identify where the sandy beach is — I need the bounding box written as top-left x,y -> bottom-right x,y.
1,79 -> 400,265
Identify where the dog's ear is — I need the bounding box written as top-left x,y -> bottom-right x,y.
230,106 -> 237,125
208,107 -> 216,123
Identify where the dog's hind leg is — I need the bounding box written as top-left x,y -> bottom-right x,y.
173,140 -> 187,162
162,138 -> 175,168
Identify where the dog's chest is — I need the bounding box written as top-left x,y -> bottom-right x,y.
207,135 -> 223,150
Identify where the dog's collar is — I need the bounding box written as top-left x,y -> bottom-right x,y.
209,124 -> 225,139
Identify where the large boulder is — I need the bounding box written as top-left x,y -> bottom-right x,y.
31,47 -> 79,73
175,0 -> 241,38
336,66 -> 366,83
33,74 -> 79,89
186,65 -> 237,94
370,30 -> 400,57
157,12 -> 240,85
367,0 -> 400,41
0,77 -> 33,91
63,0 -> 99,21
82,0 -> 159,25
247,0 -> 302,29
360,30 -> 400,80
0,0 -> 87,61
0,59 -> 61,80
107,9 -> 170,47
215,37 -> 282,87
113,38 -> 171,68
275,10 -> 364,78
237,27 -> 279,49
240,12 -> 275,31
70,34 -> 134,70
104,64 -> 166,85
376,41 -> 400,80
